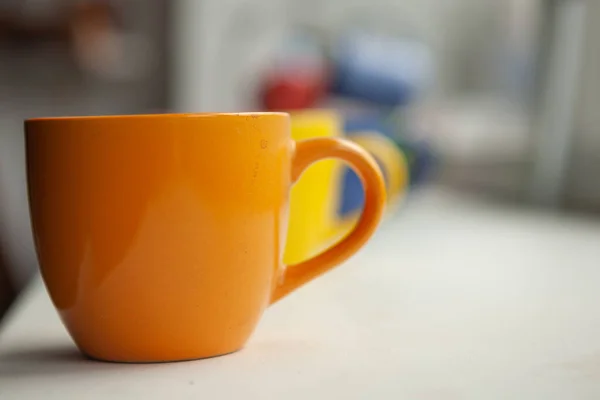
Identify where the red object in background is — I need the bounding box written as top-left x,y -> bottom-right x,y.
261,68 -> 328,111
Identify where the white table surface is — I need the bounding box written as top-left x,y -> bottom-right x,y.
2,188 -> 600,399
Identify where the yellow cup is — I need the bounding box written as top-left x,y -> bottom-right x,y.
284,110 -> 408,265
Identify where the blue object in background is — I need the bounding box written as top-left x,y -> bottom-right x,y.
332,33 -> 434,107
331,30 -> 438,216
339,115 -> 393,217
395,138 -> 437,188
337,137 -> 436,218
342,113 -> 437,195
338,155 -> 389,218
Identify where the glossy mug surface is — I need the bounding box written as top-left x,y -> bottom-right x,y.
26,113 -> 386,363
285,110 -> 406,265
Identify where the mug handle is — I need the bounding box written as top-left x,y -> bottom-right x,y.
324,131 -> 408,240
270,137 -> 386,303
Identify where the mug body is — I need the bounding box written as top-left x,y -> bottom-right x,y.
26,113 -> 292,362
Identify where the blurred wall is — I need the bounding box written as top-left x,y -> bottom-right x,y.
287,0 -> 509,97
171,0 -> 289,112
172,0 -> 512,113
566,1 -> 600,210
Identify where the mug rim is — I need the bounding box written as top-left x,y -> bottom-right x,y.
25,112 -> 289,123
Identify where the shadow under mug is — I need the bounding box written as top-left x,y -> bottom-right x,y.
25,112 -> 386,363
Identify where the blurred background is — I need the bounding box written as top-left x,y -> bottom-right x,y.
0,0 -> 597,319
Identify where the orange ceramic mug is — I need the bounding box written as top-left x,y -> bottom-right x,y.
26,112 -> 386,363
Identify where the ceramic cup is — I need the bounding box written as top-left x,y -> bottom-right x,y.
26,112 -> 386,363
